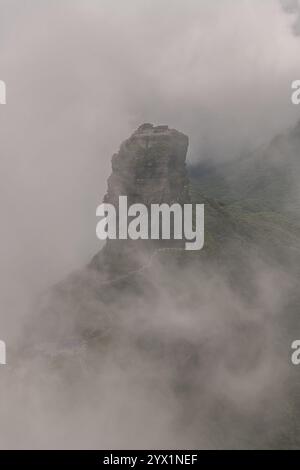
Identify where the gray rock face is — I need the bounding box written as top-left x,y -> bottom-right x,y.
106,123 -> 189,206
91,124 -> 190,272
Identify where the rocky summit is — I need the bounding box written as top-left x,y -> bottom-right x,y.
91,124 -> 190,273
105,123 -> 189,207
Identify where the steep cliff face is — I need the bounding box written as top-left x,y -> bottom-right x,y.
91,124 -> 190,273
106,123 -> 189,206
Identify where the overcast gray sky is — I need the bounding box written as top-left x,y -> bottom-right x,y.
1,0 -> 300,340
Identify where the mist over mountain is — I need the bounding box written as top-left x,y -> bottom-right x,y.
190,120 -> 300,213
1,121 -> 297,449
1,0 -> 300,451
2,0 -> 300,343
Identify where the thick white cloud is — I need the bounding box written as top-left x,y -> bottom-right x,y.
0,0 -> 300,339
